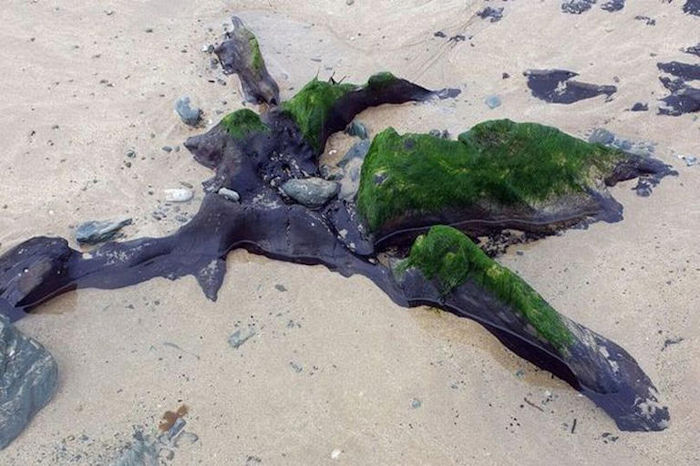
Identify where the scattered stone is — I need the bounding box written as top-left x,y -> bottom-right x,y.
338,140 -> 371,168
218,187 -> 240,202
126,149 -> 136,158
630,102 -> 649,112
228,327 -> 256,349
634,15 -> 656,25
485,95 -> 502,109
561,0 -> 596,14
434,31 -> 446,38
331,449 -> 342,459
588,128 -> 657,158
281,178 -> 339,208
345,120 -> 368,139
679,155 -> 697,167
588,128 -> 615,146
477,6 -> 504,22
275,284 -> 287,292
174,432 -> 198,447
502,72 -> 510,79
162,146 -> 173,153
428,129 -> 450,139
684,43 -> 700,57
113,437 -> 159,466
346,0 -> 354,5
289,361 -> 303,373
411,398 -> 422,409
164,188 -> 194,203
0,315 -> 58,449
601,0 -> 625,12
661,336 -> 684,351
145,28 -> 154,33
166,418 -> 186,441
76,218 -> 132,245
174,96 -> 202,126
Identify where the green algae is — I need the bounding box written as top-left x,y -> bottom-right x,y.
248,35 -> 264,72
281,72 -> 401,151
281,79 -> 358,151
220,109 -> 268,139
357,119 -> 625,232
403,225 -> 574,350
367,71 -> 399,89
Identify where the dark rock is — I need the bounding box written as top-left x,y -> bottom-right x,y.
634,15 -> 656,25
657,62 -> 700,116
684,43 -> 700,57
345,120 -> 368,139
76,218 -> 132,245
281,178 -> 339,208
683,0 -> 700,16
477,6 -> 504,22
433,31 -> 446,38
630,102 -> 648,112
524,69 -> 617,104
601,0 -> 625,12
561,0 -> 596,14
658,61 -> 700,81
174,97 -> 202,126
0,315 -> 58,449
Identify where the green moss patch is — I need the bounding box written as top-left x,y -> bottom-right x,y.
281,72 -> 401,152
403,225 -> 574,350
357,119 -> 624,232
248,35 -> 264,72
220,109 -> 268,139
281,79 -> 358,151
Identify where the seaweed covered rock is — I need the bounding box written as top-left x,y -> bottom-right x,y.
357,119 -> 673,239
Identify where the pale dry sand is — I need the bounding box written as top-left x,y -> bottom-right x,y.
0,0 -> 698,464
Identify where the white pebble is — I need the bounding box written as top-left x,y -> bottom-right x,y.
218,187 -> 240,202
164,188 -> 193,202
331,449 -> 341,459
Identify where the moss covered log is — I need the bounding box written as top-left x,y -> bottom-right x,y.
402,225 -> 574,350
357,119 -> 625,232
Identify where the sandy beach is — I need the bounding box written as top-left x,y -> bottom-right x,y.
0,0 -> 698,464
